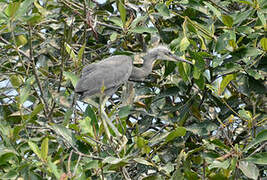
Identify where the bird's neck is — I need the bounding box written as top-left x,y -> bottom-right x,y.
141,53 -> 157,76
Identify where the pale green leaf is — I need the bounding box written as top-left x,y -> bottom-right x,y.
180,37 -> 190,51
28,141 -> 42,160
64,42 -> 77,60
15,0 -> 35,19
133,158 -> 153,166
130,26 -> 158,34
20,86 -> 30,105
109,17 -> 123,28
239,161 -> 259,180
63,71 -> 79,87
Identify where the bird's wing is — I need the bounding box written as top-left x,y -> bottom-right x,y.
75,55 -> 132,97
81,63 -> 97,77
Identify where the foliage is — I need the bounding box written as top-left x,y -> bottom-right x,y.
0,0 -> 266,179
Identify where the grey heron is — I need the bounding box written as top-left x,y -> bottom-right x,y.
75,46 -> 192,144
75,46 -> 193,97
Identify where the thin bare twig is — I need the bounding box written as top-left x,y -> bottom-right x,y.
28,25 -> 50,119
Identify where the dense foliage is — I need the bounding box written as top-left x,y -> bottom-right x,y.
0,0 -> 266,179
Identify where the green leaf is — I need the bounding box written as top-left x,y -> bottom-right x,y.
109,17 -> 123,28
129,15 -> 148,29
78,43 -> 86,61
118,105 -> 131,119
260,37 -> 267,51
117,0 -> 126,25
166,127 -> 186,142
41,137 -> 49,162
48,157 -> 60,179
63,71 -> 79,87
247,69 -> 264,80
28,141 -> 42,160
219,74 -> 235,95
51,124 -> 76,147
222,15 -> 233,28
155,3 -> 170,17
110,32 -> 118,41
16,35 -> 28,47
245,152 -> 267,165
26,13 -> 43,25
129,26 -> 158,34
27,103 -> 44,121
84,105 -> 98,132
203,2 -> 221,19
192,54 -> 205,80
15,0 -> 35,19
103,156 -> 126,164
180,37 -> 190,51
257,10 -> 266,26
195,74 -> 205,90
34,1 -> 48,16
20,86 -> 31,105
133,158 -> 153,166
208,160 -> 230,170
136,136 -> 147,148
239,161 -> 259,180
244,129 -> 267,152
5,2 -> 20,18
79,116 -> 93,135
10,75 -> 23,88
85,160 -> 99,169
178,62 -> 191,82
64,42 -> 77,60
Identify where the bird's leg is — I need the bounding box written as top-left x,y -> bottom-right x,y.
121,82 -> 135,106
99,96 -> 112,140
100,96 -> 122,137
100,95 -> 128,152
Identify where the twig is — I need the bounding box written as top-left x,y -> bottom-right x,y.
206,0 -> 230,13
28,25 -> 50,119
68,150 -> 73,177
73,153 -> 82,176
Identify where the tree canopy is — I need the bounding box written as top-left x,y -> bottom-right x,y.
0,0 -> 266,179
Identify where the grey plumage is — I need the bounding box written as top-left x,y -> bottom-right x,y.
75,55 -> 132,98
75,46 -> 192,98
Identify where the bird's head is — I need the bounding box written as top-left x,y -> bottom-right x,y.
148,45 -> 193,64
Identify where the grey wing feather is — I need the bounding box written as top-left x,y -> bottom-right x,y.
75,55 -> 132,97
81,63 -> 97,77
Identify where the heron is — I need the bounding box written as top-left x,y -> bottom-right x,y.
75,46 -> 192,144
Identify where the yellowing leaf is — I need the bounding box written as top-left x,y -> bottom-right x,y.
41,137 -> 49,162
260,37 -> 267,51
219,74 -> 235,95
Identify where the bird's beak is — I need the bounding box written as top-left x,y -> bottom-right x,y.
171,54 -> 193,65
